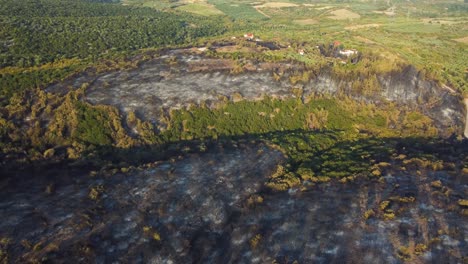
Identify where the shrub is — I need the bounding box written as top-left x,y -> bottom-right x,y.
250,234 -> 262,249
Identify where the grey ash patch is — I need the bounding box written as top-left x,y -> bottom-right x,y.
0,143 -> 285,263
0,142 -> 467,263
47,52 -> 465,136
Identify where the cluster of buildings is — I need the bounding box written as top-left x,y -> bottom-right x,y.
238,33 -> 360,62
298,40 -> 359,63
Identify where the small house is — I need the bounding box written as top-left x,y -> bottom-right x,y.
244,33 -> 254,40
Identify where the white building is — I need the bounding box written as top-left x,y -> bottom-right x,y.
339,49 -> 358,57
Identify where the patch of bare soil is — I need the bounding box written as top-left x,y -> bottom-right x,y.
454,36 -> 468,44
328,9 -> 360,20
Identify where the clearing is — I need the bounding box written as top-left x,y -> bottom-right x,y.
328,9 -> 361,20
176,3 -> 224,16
454,36 -> 468,44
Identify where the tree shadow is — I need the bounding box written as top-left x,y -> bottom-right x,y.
1,129 -> 466,188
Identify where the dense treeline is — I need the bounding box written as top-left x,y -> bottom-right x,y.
0,0 -> 228,67
0,66 -> 78,103
0,0 -> 161,17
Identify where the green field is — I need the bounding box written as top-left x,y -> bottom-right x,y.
208,0 -> 268,20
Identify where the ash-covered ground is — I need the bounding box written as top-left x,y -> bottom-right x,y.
47,51 -> 296,122
47,50 -> 465,134
0,143 -> 466,263
16,50 -> 465,263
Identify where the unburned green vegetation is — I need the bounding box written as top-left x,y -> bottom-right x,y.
1,76 -> 455,188
0,0 -> 228,68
